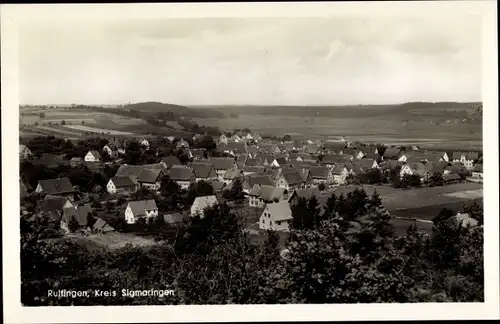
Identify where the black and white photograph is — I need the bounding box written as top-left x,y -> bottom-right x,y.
2,2 -> 499,323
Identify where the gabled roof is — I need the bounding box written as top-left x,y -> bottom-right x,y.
161,155 -> 182,168
168,166 -> 195,181
383,148 -> 401,159
164,213 -> 188,224
244,175 -> 275,188
309,166 -> 330,179
291,187 -> 321,200
255,153 -> 274,163
128,200 -> 158,216
192,195 -> 218,210
280,169 -> 305,185
249,184 -> 287,201
137,168 -> 163,183
408,162 -> 427,177
246,146 -> 258,154
88,150 -> 102,159
115,164 -> 144,178
304,144 -> 320,154
244,158 -> 259,167
208,180 -> 226,192
473,163 -> 483,173
20,180 -> 29,198
264,201 -> 293,222
37,178 -> 74,195
143,163 -> 169,174
321,154 -> 343,164
274,157 -> 287,165
223,168 -> 244,180
208,157 -> 235,170
351,159 -> 376,171
93,218 -> 115,232
39,195 -> 73,220
243,166 -> 266,174
110,175 -> 138,187
322,141 -> 345,151
331,164 -> 348,175
226,141 -> 247,152
190,163 -> 216,179
62,205 -> 92,226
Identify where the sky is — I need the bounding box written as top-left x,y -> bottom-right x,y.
18,16 -> 482,106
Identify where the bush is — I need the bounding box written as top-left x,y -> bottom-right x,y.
318,183 -> 326,191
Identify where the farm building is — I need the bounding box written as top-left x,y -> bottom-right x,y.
161,156 -> 183,169
308,166 -> 334,184
92,218 -> 115,233
331,165 -> 349,185
38,195 -> 75,221
381,148 -> 401,160
275,169 -> 306,191
222,168 -> 245,185
190,195 -> 218,218
208,157 -> 236,178
125,200 -> 158,224
137,168 -> 165,191
242,175 -> 276,193
61,205 -> 92,232
259,201 -> 293,232
190,163 -> 219,182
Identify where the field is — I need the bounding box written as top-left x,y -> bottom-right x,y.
67,232 -> 162,251
193,114 -> 482,150
64,125 -> 134,135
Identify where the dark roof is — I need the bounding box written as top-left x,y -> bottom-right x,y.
304,144 -> 320,154
164,213 -> 188,224
409,162 -> 427,177
331,164 -> 348,175
321,154 -> 343,164
62,205 -> 92,226
37,178 -> 74,195
208,180 -> 226,192
128,200 -> 158,216
291,187 -> 321,200
309,166 -> 330,179
473,163 -> 483,173
322,141 -> 345,151
351,159 -> 376,171
168,166 -> 195,181
39,195 -> 73,220
223,168 -> 244,180
110,176 -> 138,187
244,175 -> 275,188
20,181 -> 29,198
443,173 -> 462,182
115,164 -> 144,178
137,168 -> 164,183
208,157 -> 235,170
281,169 -> 305,185
243,166 -> 266,173
190,163 -> 216,179
249,185 -> 287,202
383,148 -> 401,159
430,160 -> 450,173
88,150 -> 102,159
161,155 -> 182,167
226,142 -> 247,153
274,157 -> 287,165
93,218 -> 115,232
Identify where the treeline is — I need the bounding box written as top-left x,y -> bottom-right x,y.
21,187 -> 483,305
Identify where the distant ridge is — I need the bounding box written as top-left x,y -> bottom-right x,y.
127,101 -> 189,114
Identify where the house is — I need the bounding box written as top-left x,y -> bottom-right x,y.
115,164 -> 145,178
190,195 -> 218,218
189,148 -> 206,160
351,159 -> 379,172
258,144 -> 281,155
125,200 -> 158,224
20,180 -> 30,199
255,153 -> 274,166
342,148 -> 364,159
106,176 -> 140,195
234,153 -> 248,169
248,185 -> 288,207
246,146 -> 258,158
400,162 -> 428,181
379,159 -> 403,172
259,201 -> 293,232
295,153 -> 318,163
176,139 -> 190,149
226,141 -> 247,155
137,168 -> 165,190
190,163 -> 219,182
161,155 -> 183,169
309,166 -> 334,184
141,139 -> 150,149
243,166 -> 267,176
92,218 -> 115,233
452,152 -> 479,169
331,165 -> 349,185
230,134 -> 242,142
288,187 -> 321,206
84,150 -> 102,162
60,205 -> 92,232
35,178 -> 74,199
429,160 -> 451,175
322,141 -> 345,154
69,157 -> 84,167
168,166 -> 196,190
275,169 -> 306,190
382,148 -> 401,160
304,144 -> 321,155
321,154 -> 343,168
298,168 -> 314,187
397,151 -> 427,163
222,168 -> 245,185
102,145 -> 118,158
208,180 -> 226,193
411,145 -> 421,151
219,134 -> 228,144
245,133 -> 254,140
38,195 -> 75,221
208,157 -> 236,178
271,157 -> 288,168
242,175 -> 276,193
19,144 -> 32,160
471,163 -> 483,178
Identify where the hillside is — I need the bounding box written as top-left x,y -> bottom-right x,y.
128,101 -> 225,118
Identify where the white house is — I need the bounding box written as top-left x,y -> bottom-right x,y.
102,145 -> 117,158
190,195 -> 218,218
125,200 -> 158,224
106,176 -> 139,195
259,201 -> 293,232
219,134 -> 228,144
84,150 -> 102,162
248,185 -> 288,208
331,165 -> 349,185
471,163 -> 483,179
275,170 -> 306,191
141,139 -> 150,150
452,152 -> 479,169
19,144 -> 32,160
168,166 -> 196,190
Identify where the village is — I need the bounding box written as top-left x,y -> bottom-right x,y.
19,129 -> 484,249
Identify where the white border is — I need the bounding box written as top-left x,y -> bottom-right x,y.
2,2 -> 499,323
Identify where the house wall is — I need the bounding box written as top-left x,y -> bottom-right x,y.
176,180 -> 192,190
472,171 -> 483,178
400,165 -> 413,177
333,173 -> 347,185
84,152 -> 99,162
125,206 -> 135,224
107,181 -> 116,194
141,181 -> 161,191
125,205 -> 158,224
259,210 -> 290,232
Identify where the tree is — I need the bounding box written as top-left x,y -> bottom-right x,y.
39,112 -> 45,118
318,183 -> 326,191
357,168 -> 386,185
82,120 -> 85,125
282,134 -> 291,142
227,179 -> 245,200
86,212 -> 96,228
61,120 -> 66,125
187,180 -> 215,205
68,216 -> 80,233
428,172 -> 444,187
463,200 -> 483,226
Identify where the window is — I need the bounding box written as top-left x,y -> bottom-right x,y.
277,221 -> 281,225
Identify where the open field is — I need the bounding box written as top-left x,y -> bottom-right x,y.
67,232 -> 162,251
64,125 -> 134,135
193,114 -> 482,150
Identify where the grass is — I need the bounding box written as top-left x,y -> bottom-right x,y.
68,232 -> 161,251
64,125 -> 134,135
